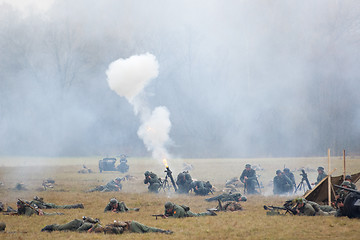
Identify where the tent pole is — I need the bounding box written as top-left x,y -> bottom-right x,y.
343,149 -> 346,180
328,148 -> 331,206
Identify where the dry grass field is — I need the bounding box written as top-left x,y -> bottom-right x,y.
0,156 -> 359,240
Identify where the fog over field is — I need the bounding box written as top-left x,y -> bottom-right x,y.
1,0 -> 360,159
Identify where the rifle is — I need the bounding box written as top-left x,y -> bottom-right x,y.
333,185 -> 360,194
18,199 -> 43,215
2,212 -> 18,216
263,205 -> 297,215
152,214 -> 166,219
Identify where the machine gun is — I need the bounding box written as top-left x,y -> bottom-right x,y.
164,166 -> 178,192
295,169 -> 312,193
263,200 -> 297,215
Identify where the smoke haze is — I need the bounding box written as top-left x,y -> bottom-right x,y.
0,0 -> 360,159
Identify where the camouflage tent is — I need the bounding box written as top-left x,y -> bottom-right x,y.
304,172 -> 360,204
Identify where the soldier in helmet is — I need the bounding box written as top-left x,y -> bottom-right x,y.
16,200 -> 63,216
163,201 -> 216,218
190,180 -> 213,195
240,164 -> 258,194
87,177 -> 122,192
176,171 -> 193,194
334,181 -> 352,217
104,198 -> 139,213
42,217 -> 173,234
273,170 -> 293,195
41,216 -> 99,232
143,171 -> 161,193
312,166 -> 327,185
30,196 -> 84,209
344,175 -> 357,190
91,220 -> 173,234
283,168 -> 296,188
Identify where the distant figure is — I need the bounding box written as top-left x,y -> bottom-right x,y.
104,198 -> 139,213
176,171 -> 193,194
190,180 -> 213,195
87,177 -> 122,192
31,196 -> 84,209
240,164 -> 258,194
224,177 -> 244,192
144,171 -> 161,193
273,170 -> 293,195
345,175 -> 357,190
78,165 -> 93,174
283,168 -> 296,188
14,183 -> 27,191
205,192 -> 247,202
312,167 -> 327,185
163,202 -> 216,218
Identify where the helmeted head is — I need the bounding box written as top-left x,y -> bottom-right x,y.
317,166 -> 324,172
245,164 -> 251,169
164,201 -> 174,210
109,198 -> 118,206
283,168 -> 290,173
115,177 -> 122,182
205,181 -> 212,189
144,171 -> 150,176
276,170 -> 282,175
294,198 -> 305,204
16,200 -> 25,207
178,172 -> 185,178
341,181 -> 351,188
345,175 -> 352,181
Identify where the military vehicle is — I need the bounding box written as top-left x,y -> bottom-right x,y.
98,154 -> 129,173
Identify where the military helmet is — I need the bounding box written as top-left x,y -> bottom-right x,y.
283,168 -> 290,172
293,198 -> 304,204
0,222 -> 6,231
345,175 -> 351,180
245,164 -> 251,168
317,166 -> 324,171
205,181 -> 212,188
109,198 -> 118,205
164,202 -> 174,209
276,170 -> 282,174
115,177 -> 122,182
341,181 -> 351,187
144,171 -> 150,176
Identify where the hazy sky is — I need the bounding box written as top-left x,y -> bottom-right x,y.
0,0 -> 359,159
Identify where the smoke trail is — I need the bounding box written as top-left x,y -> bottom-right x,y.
106,53 -> 172,160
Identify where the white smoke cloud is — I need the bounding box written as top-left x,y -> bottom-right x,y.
137,106 -> 171,160
106,53 -> 172,161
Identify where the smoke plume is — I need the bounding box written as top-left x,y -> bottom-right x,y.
106,53 -> 172,161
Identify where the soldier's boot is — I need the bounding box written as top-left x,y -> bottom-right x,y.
206,210 -> 217,216
71,204 -> 84,209
133,208 -> 140,211
41,225 -> 55,232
